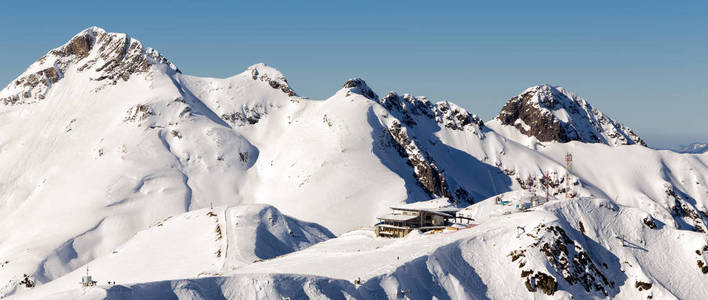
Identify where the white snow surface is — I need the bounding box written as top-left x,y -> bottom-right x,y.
1,27 -> 708,299
20,197 -> 708,300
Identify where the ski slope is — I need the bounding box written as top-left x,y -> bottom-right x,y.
19,196 -> 708,300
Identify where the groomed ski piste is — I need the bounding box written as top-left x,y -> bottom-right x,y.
1,27 -> 707,299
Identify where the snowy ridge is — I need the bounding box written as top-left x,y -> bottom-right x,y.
0,26 -> 177,105
0,27 -> 707,299
672,142 -> 708,154
496,84 -> 646,146
379,91 -> 484,130
10,204 -> 333,298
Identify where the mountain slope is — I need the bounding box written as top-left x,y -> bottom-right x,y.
4,204 -> 333,297
0,27 -> 264,295
22,196 -> 708,300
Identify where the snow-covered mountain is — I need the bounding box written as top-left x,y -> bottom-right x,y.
0,26 -> 178,105
495,85 -> 646,146
671,142 -> 708,154
1,27 -> 708,299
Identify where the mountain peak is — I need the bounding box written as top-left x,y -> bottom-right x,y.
519,84 -> 588,109
64,26 -> 104,57
342,78 -> 378,100
246,63 -> 296,96
0,26 -> 178,106
247,63 -> 285,79
496,85 -> 646,146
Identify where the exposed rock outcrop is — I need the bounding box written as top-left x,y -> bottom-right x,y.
497,85 -> 645,146
511,223 -> 615,296
221,104 -> 269,126
383,119 -> 474,205
0,26 -> 178,106
379,92 -> 484,131
248,63 -> 297,97
666,185 -> 707,232
124,104 -> 154,125
387,120 -> 448,197
343,78 -> 378,100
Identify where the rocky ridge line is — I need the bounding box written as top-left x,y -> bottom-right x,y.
0,26 -> 178,106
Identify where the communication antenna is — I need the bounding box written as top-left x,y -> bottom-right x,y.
565,152 -> 573,199
81,263 -> 95,287
544,172 -> 550,203
528,176 -> 538,206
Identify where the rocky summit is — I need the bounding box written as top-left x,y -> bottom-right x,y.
496,84 -> 646,146
0,26 -> 177,106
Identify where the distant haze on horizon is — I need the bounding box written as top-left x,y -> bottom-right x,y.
1,1 -> 706,148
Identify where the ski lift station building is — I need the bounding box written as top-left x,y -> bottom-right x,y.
375,198 -> 463,238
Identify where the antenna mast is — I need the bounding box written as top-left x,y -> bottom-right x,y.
565,153 -> 573,199
544,172 -> 550,203
528,176 -> 538,207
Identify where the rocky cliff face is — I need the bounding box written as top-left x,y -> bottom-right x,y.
343,78 -> 378,100
497,85 -> 645,147
379,92 -> 484,131
0,26 -> 178,105
362,88 -> 484,205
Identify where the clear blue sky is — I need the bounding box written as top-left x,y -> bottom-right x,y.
1,1 -> 706,148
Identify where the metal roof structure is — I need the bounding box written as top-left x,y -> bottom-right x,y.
386,197 -> 461,218
376,213 -> 418,222
388,207 -> 458,218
